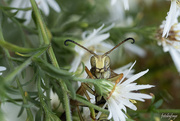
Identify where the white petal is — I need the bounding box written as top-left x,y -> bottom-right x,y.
10,0 -> 23,7
95,42 -> 114,54
114,62 -> 132,73
118,98 -> 137,111
107,98 -> 126,121
0,66 -> 6,71
111,0 -> 117,5
121,69 -> 149,86
23,11 -> 32,25
47,0 -> 61,12
38,0 -> 50,16
127,84 -> 155,91
127,93 -> 152,101
162,0 -> 177,37
96,102 -> 107,119
169,47 -> 180,73
99,23 -> 114,34
81,31 -> 89,40
119,61 -> 136,84
83,34 -> 110,48
99,42 -> 114,49
85,24 -> 105,41
124,43 -> 146,57
123,0 -> 129,10
69,55 -> 82,72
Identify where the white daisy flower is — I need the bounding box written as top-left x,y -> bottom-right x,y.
110,0 -> 129,10
162,0 -> 180,37
9,0 -> 60,24
69,24 -> 114,73
96,61 -> 154,121
157,21 -> 180,73
0,66 -> 6,75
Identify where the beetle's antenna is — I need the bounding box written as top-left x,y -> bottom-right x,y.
103,37 -> 135,55
64,39 -> 98,56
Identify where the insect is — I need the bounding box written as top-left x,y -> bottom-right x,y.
64,38 -> 135,120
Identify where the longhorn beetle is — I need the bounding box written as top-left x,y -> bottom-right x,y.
64,38 -> 135,120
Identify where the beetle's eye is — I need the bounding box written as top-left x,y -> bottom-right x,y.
105,56 -> 110,67
90,56 -> 96,67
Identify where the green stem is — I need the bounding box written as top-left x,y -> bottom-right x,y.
129,109 -> 180,114
30,0 -> 49,45
155,109 -> 180,114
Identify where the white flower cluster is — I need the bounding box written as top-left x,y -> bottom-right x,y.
9,0 -> 60,24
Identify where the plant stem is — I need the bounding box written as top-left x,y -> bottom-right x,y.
30,0 -> 72,120
129,109 -> 180,114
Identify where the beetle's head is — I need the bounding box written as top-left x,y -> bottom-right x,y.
90,55 -> 110,73
64,38 -> 135,72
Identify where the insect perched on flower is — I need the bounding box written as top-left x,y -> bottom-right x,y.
64,38 -> 154,121
64,38 -> 135,117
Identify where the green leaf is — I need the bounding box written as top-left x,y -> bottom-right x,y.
0,40 -> 47,53
74,62 -> 85,77
41,79 -> 50,91
33,58 -> 72,79
51,80 -> 64,108
17,105 -> 25,117
64,79 -> 76,99
154,99 -> 163,109
35,109 -> 43,121
37,77 -> 61,121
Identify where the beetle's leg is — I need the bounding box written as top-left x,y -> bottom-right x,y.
85,66 -> 94,79
77,105 -> 84,121
75,66 -> 97,120
107,73 -> 123,99
85,66 -> 97,120
76,83 -> 95,99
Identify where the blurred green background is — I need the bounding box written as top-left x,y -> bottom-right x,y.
0,0 -> 180,121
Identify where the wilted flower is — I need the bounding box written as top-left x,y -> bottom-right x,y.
9,0 -> 60,24
0,66 -> 6,75
157,21 -> 180,73
162,0 -> 180,37
96,61 -> 154,121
